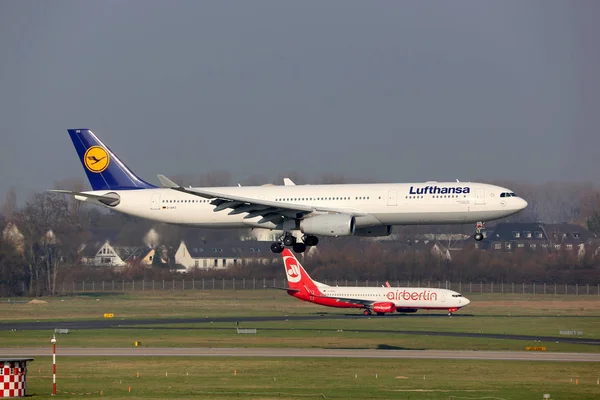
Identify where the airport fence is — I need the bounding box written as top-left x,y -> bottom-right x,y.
42,279 -> 600,295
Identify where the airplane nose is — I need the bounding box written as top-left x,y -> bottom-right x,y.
519,198 -> 528,210
463,297 -> 471,306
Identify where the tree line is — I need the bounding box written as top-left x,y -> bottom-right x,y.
1,176 -> 600,297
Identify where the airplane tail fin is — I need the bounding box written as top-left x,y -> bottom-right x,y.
282,249 -> 320,293
68,129 -> 156,191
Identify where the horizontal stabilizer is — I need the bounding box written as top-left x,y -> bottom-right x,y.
265,286 -> 300,293
49,190 -> 120,206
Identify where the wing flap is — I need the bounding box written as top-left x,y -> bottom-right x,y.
317,295 -> 375,307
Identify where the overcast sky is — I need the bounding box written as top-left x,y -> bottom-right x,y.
0,1 -> 598,201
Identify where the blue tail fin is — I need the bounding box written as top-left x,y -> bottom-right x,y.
68,129 -> 156,191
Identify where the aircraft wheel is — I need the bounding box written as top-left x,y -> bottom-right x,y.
447,312 -> 453,316
363,310 -> 371,316
474,233 -> 483,241
283,235 -> 296,247
292,243 -> 307,253
304,235 -> 319,246
270,242 -> 284,253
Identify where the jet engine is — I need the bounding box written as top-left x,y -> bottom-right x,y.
353,225 -> 392,237
372,302 -> 396,314
300,214 -> 356,237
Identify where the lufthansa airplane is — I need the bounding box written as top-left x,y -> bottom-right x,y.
53,129 -> 527,253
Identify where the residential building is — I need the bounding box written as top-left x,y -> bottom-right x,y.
478,222 -> 594,254
79,240 -> 159,267
175,240 -> 278,270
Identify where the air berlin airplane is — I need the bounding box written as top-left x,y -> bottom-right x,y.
281,249 -> 470,316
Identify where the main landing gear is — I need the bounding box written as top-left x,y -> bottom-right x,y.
270,233 -> 319,254
473,221 -> 485,241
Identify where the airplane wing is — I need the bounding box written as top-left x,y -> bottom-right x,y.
157,174 -> 367,225
316,295 -> 376,308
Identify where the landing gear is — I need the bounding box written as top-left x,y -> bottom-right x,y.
363,309 -> 372,316
270,242 -> 284,253
270,233 -> 320,253
292,243 -> 307,253
473,221 -> 485,241
448,312 -> 453,316
303,235 -> 319,247
283,234 -> 296,247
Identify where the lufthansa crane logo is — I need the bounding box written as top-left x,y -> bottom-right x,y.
283,256 -> 302,283
84,146 -> 110,173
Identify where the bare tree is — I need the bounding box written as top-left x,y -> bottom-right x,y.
16,192 -> 78,295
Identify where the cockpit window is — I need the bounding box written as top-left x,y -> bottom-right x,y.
500,192 -> 517,198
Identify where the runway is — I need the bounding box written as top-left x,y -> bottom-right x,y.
1,347 -> 598,362
1,315 -> 599,345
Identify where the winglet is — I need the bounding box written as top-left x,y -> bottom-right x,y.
157,174 -> 180,188
283,178 -> 296,186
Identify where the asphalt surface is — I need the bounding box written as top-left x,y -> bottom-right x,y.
1,347 -> 598,362
1,315 -> 599,345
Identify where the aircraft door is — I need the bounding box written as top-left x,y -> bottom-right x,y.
475,189 -> 485,205
387,189 -> 398,206
441,292 -> 447,303
150,193 -> 161,210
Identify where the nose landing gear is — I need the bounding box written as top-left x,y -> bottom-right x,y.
473,221 -> 485,241
447,307 -> 459,316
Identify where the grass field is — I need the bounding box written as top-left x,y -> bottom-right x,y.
2,291 -> 599,399
1,291 -> 598,352
23,357 -> 600,399
2,291 -> 600,321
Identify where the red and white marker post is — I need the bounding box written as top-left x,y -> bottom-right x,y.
51,334 -> 56,396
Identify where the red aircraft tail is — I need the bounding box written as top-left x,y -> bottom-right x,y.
282,249 -> 320,296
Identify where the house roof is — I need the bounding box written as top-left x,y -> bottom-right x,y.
112,246 -> 142,260
78,242 -> 104,258
78,241 -> 146,261
181,240 -> 276,259
484,222 -> 594,242
125,247 -> 153,262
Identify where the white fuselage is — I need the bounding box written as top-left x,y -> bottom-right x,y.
315,285 -> 469,311
81,182 -> 527,231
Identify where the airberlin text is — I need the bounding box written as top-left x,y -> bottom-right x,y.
387,290 -> 437,301
409,186 -> 471,195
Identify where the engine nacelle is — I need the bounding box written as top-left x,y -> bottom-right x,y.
300,214 -> 356,237
353,225 -> 392,237
372,302 -> 396,314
